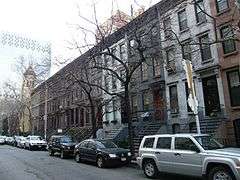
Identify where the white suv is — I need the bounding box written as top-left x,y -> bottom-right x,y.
25,136 -> 47,150
137,134 -> 240,180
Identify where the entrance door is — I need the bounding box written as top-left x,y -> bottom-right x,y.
202,76 -> 220,116
234,119 -> 240,147
153,89 -> 165,121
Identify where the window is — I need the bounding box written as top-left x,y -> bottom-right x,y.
120,43 -> 127,60
216,0 -> 229,13
199,34 -> 212,61
195,0 -> 206,23
143,138 -> 155,148
182,42 -> 191,60
112,99 -> 117,120
141,62 -> 148,81
104,75 -> 109,91
163,17 -> 172,38
119,69 -> 126,87
227,70 -> 240,106
105,104 -> 111,122
85,108 -> 90,124
166,48 -> 175,63
169,85 -> 179,113
112,75 -> 117,90
111,48 -> 117,66
178,9 -> 188,31
220,26 -> 236,54
104,54 -> 110,66
175,137 -> 199,151
143,91 -> 150,111
153,58 -> 161,77
129,39 -> 136,55
156,137 -> 172,149
131,95 -> 138,113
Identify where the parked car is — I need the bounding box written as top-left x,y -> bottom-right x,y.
48,135 -> 76,159
25,136 -> 47,150
0,136 -> 5,144
137,134 -> 240,180
14,136 -> 23,147
74,139 -> 131,168
17,137 -> 26,148
5,137 -> 14,145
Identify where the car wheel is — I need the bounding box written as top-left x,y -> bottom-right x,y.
60,150 -> 65,159
143,160 -> 158,179
96,156 -> 105,168
49,149 -> 54,156
75,153 -> 81,163
208,166 -> 235,180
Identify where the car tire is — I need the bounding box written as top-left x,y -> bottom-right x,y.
49,149 -> 54,156
75,153 -> 81,163
208,166 -> 235,180
143,160 -> 158,179
96,156 -> 105,168
60,150 -> 65,159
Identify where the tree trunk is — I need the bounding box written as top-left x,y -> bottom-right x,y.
89,96 -> 97,138
124,87 -> 134,156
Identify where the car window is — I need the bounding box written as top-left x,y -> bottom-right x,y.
96,141 -> 118,149
175,137 -> 199,151
143,138 -> 155,148
80,141 -> 88,148
88,142 -> 96,149
156,137 -> 172,149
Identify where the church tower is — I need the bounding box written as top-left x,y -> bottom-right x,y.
19,65 -> 36,134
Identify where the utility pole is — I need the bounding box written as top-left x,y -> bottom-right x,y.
182,59 -> 201,134
44,83 -> 48,140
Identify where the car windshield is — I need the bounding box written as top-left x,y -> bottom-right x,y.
30,136 -> 42,141
195,136 -> 224,150
60,137 -> 72,143
96,140 -> 118,149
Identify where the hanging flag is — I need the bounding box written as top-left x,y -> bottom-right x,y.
182,59 -> 198,114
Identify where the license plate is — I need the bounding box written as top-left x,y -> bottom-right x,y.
38,145 -> 42,148
121,157 -> 126,161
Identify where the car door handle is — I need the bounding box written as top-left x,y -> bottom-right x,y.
155,152 -> 161,154
174,153 -> 181,156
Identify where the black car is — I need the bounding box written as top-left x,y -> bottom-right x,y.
74,139 -> 131,168
48,135 -> 76,159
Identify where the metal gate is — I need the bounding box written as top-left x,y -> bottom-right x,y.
234,119 -> 240,147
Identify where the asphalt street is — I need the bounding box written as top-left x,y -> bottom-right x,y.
0,145 -> 199,180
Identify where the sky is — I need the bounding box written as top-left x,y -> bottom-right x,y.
0,0 -> 160,92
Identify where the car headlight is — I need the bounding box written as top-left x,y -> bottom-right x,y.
127,152 -> 131,156
109,154 -> 117,158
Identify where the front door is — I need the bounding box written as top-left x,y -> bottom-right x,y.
152,89 -> 165,121
202,76 -> 221,116
234,119 -> 240,147
171,137 -> 202,176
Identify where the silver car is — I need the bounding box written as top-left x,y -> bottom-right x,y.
137,134 -> 240,180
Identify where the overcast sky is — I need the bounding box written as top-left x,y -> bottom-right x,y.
0,0 -> 160,91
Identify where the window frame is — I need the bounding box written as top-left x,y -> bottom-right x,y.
156,137 -> 172,149
216,0 -> 229,13
227,70 -> 240,107
199,34 -> 212,61
194,0 -> 206,23
169,85 -> 179,114
220,25 -> 236,54
178,9 -> 188,32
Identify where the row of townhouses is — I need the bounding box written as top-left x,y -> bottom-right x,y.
30,0 -> 240,150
